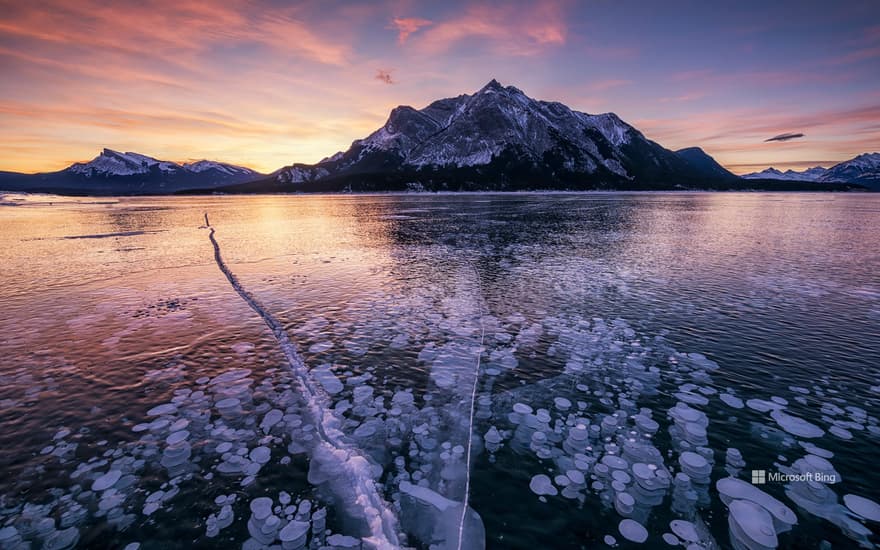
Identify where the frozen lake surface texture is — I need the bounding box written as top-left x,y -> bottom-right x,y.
0,192 -> 878,549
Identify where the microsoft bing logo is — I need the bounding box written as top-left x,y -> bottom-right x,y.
751,470 -> 766,484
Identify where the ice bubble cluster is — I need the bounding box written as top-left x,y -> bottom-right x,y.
6,275 -> 880,550
778,454 -> 875,547
717,477 -> 797,532
0,359 -> 375,548
489,316 -> 730,546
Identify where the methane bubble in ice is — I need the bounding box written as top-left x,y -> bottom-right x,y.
719,393 -> 744,409
670,520 -> 699,543
769,410 -> 824,438
618,518 -> 648,543
529,474 -> 558,496
312,364 -> 344,395
727,499 -> 778,550
717,477 -> 797,530
843,494 -> 880,522
91,470 -> 122,492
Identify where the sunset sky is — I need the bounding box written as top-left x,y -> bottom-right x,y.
1,0 -> 878,175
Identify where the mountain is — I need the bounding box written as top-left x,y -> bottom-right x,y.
742,153 -> 880,190
0,149 -> 261,195
1,83 -> 871,195
675,147 -> 738,181
742,166 -> 827,181
229,79 -> 741,193
819,153 -> 880,190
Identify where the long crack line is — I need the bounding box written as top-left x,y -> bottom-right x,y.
204,214 -> 399,549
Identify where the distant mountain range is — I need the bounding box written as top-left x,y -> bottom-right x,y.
742,153 -> 880,190
0,149 -> 261,194
0,81 -> 875,195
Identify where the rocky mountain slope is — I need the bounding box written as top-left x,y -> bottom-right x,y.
233,80 -> 742,192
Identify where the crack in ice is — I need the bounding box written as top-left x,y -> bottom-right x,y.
456,260 -> 485,550
204,215 -> 400,549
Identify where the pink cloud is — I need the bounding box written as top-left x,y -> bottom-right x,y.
412,2 -> 568,56
818,46 -> 880,66
584,79 -> 632,92
658,93 -> 706,103
669,67 -> 859,89
390,17 -> 432,44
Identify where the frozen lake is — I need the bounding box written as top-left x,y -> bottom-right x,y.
0,192 -> 878,549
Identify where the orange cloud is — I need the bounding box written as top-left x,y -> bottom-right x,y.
0,0 -> 351,68
391,17 -> 433,44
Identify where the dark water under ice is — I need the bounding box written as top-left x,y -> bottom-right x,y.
0,192 -> 878,549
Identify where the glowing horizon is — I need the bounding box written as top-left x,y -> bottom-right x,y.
1,0 -> 878,175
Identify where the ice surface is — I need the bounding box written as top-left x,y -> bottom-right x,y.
11,266 -> 874,550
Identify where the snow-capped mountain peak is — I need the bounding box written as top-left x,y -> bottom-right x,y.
742,166 -> 827,181
819,152 -> 880,187
182,160 -> 257,176
271,79 -> 721,189
478,78 -> 504,93
349,80 -> 640,171
69,149 -> 182,177
837,152 -> 880,170
66,149 -> 260,180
